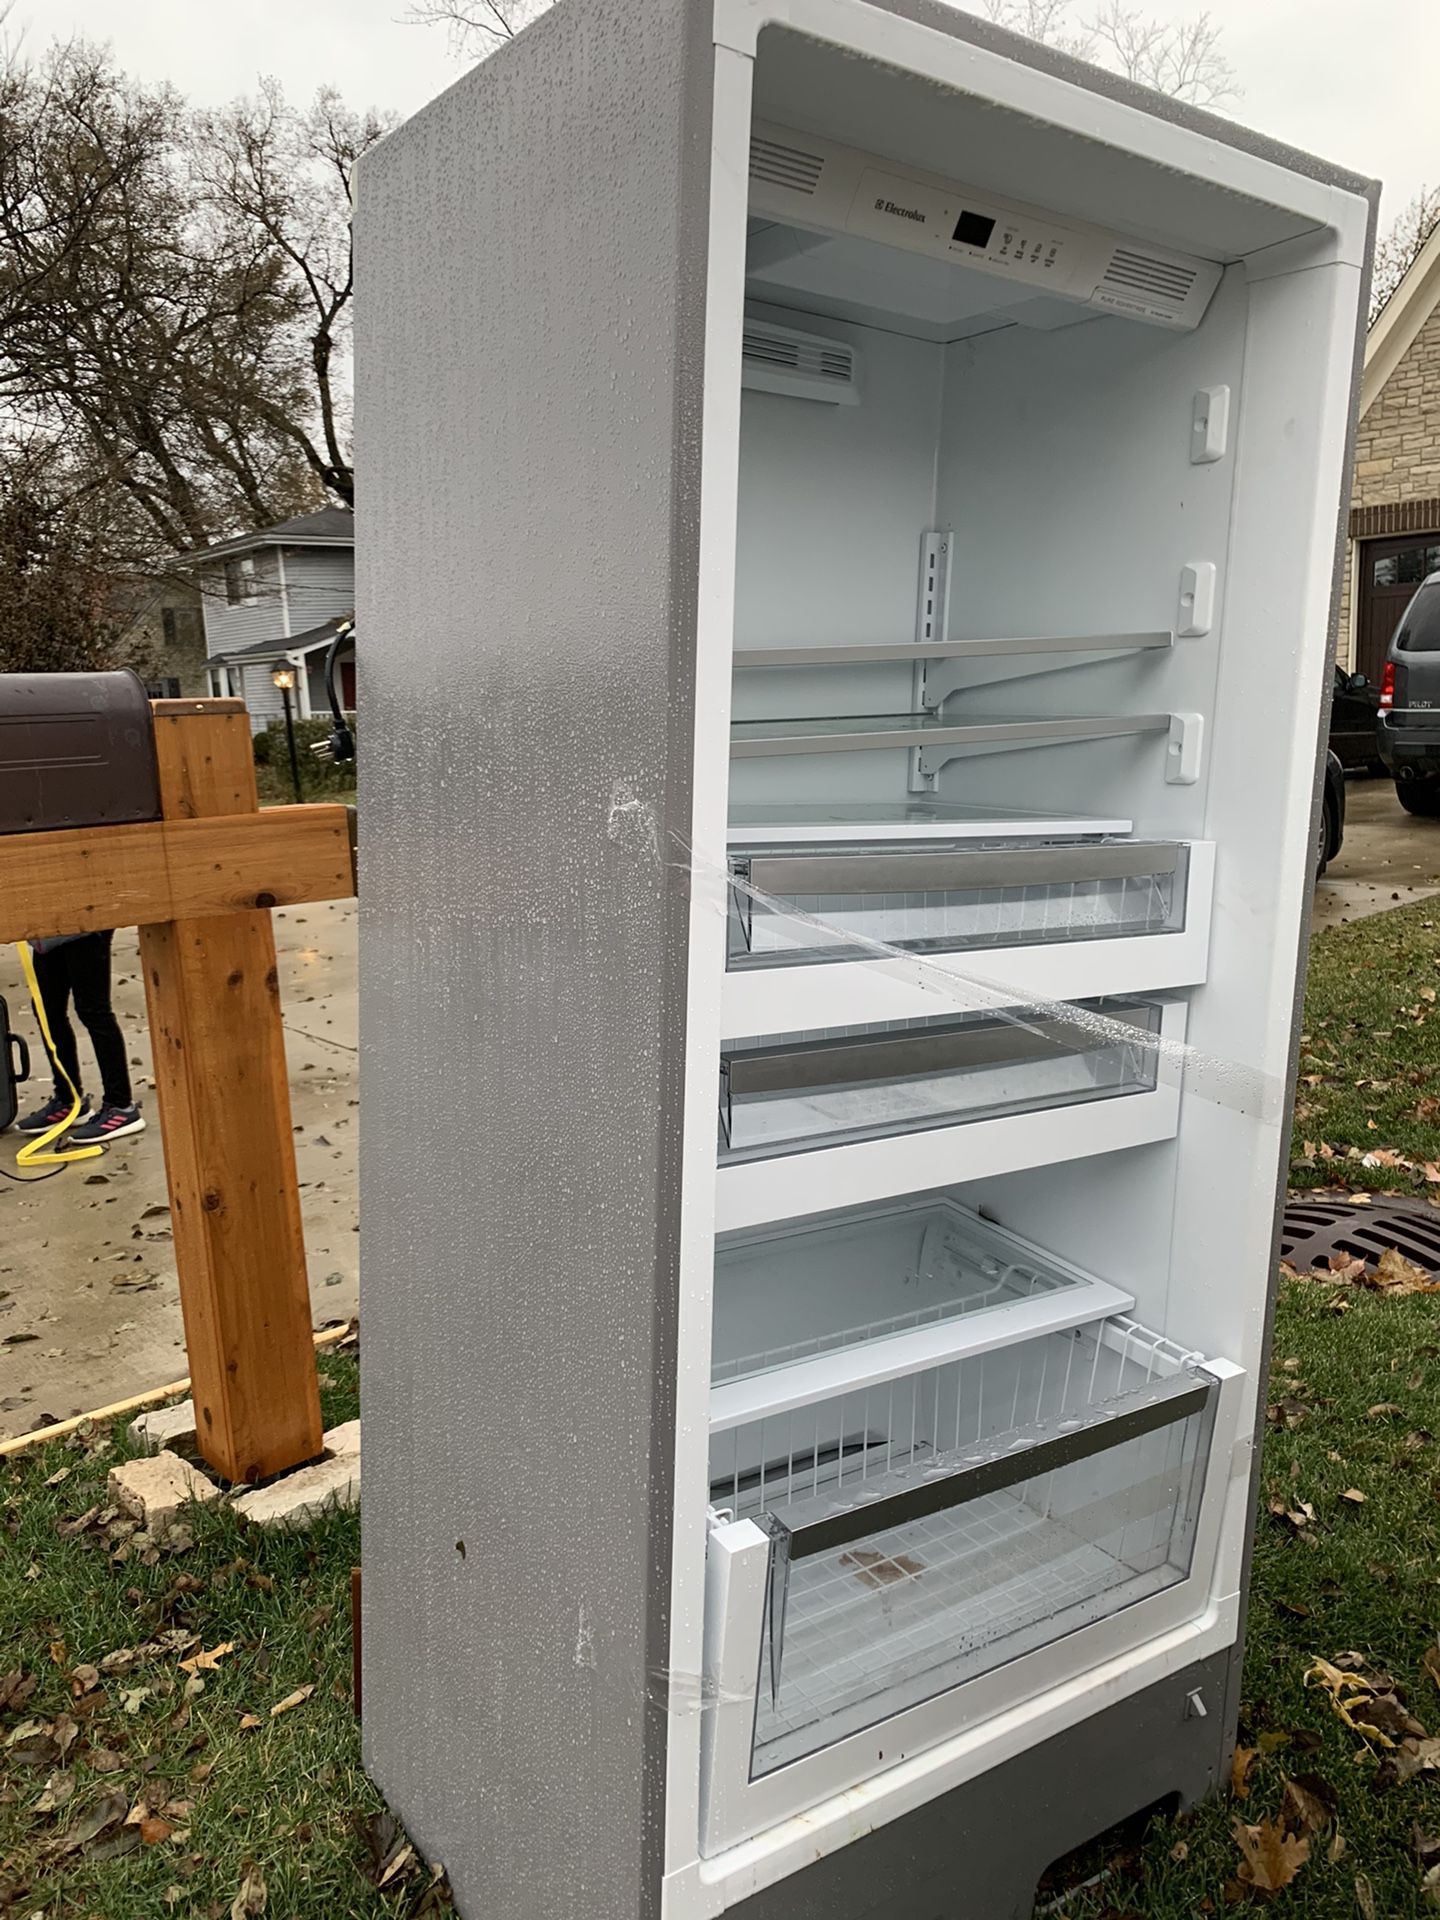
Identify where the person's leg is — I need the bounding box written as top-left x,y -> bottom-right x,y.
31,943 -> 83,1099
65,933 -> 133,1110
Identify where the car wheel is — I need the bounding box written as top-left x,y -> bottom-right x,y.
1396,779 -> 1440,817
1316,794 -> 1335,878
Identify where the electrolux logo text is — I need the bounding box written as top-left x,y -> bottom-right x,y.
875,197 -> 926,224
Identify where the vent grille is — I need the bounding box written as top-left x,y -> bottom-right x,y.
749,134 -> 825,196
740,322 -> 859,405
1100,247 -> 1199,306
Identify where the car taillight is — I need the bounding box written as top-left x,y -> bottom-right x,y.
1380,661 -> 1395,712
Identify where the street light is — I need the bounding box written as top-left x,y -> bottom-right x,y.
271,663 -> 303,803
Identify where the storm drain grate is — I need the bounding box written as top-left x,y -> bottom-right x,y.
1281,1194 -> 1440,1274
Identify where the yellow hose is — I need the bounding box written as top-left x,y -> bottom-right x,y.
12,942 -> 105,1168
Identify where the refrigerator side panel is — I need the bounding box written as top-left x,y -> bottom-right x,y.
354,3 -> 714,1914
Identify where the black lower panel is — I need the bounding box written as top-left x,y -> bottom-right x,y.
726,1649 -> 1236,1920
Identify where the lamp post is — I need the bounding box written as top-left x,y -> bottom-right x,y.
271,664 -> 303,803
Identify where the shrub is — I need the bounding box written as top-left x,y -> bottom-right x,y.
253,714 -> 356,801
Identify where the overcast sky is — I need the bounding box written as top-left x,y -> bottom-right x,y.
18,0 -> 1440,229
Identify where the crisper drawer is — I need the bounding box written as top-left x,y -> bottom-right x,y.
716,999 -> 1186,1232
727,839 -> 1191,970
701,1316 -> 1245,1857
720,998 -> 1160,1163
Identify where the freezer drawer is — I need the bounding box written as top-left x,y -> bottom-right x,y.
728,840 -> 1190,971
718,998 -> 1162,1163
710,1199 -> 1135,1435
701,1317 -> 1244,1856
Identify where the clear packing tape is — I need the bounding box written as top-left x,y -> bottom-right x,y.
659,824 -> 1288,1128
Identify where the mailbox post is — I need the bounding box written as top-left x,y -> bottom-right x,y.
0,681 -> 355,1483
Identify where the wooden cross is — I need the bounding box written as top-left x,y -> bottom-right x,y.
0,699 -> 356,1484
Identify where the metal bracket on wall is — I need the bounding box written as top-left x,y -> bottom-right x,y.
919,630 -> 1174,710
908,529 -> 952,793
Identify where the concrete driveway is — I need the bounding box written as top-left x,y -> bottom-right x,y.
1312,774 -> 1440,931
0,901 -> 358,1439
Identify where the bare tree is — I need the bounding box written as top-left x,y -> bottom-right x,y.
0,441 -> 155,675
978,0 -> 1237,104
0,39 -> 385,559
193,82 -> 395,508
1370,186 -> 1440,326
403,0 -> 552,60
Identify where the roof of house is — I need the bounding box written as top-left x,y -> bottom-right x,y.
205,617 -> 349,669
1362,220 -> 1440,420
181,506 -> 355,566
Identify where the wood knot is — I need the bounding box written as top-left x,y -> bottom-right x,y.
201,1190 -> 223,1213
254,891 -> 277,909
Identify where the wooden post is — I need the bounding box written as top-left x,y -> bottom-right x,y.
137,701 -> 323,1482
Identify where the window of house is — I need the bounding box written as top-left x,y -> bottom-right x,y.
1374,543 -> 1440,588
224,555 -> 260,605
144,677 -> 182,700
161,606 -> 203,651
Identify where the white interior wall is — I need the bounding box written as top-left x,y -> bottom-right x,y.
930,267 -> 1250,840
730,300 -> 942,811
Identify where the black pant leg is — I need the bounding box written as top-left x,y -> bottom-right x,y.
30,944 -> 82,1099
64,933 -> 132,1109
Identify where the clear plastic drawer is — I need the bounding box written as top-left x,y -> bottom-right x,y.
718,999 -> 1162,1163
727,840 -> 1189,971
709,1316 -> 1216,1779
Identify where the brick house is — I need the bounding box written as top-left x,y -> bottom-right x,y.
1340,221 -> 1440,680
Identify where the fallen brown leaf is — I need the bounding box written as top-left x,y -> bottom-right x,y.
231,1860 -> 267,1917
56,1789 -> 129,1856
1356,1871 -> 1377,1919
1282,1772 -> 1337,1833
1231,1746 -> 1257,1799
1339,1488 -> 1367,1506
270,1684 -> 315,1718
1232,1814 -> 1309,1892
178,1641 -> 235,1676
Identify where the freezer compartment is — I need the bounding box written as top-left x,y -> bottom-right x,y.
704,1317 -> 1222,1829
728,839 -> 1190,970
718,998 -> 1163,1163
710,1199 -> 1134,1435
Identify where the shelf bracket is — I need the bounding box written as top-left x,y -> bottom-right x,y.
909,529 -> 952,792
914,713 -> 1172,780
921,632 -> 1174,710
1165,711 -> 1204,784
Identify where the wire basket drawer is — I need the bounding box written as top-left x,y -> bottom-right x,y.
706,1317 -> 1218,1801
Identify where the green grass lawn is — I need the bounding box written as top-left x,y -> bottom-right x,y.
0,1350 -> 448,1919
7,1294 -> 1440,1915
7,906 -> 1440,1915
1293,898 -> 1440,1195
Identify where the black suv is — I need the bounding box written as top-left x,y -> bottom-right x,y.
1378,571 -> 1440,814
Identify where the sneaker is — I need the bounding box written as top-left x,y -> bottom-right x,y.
15,1093 -> 90,1136
68,1103 -> 146,1145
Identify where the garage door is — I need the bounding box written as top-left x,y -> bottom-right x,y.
1358,533 -> 1440,682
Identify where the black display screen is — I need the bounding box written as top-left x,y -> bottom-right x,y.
952,210 -> 997,249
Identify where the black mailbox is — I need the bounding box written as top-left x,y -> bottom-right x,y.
0,671 -> 161,834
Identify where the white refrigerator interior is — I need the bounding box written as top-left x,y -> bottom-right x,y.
683,10 -> 1369,1905
357,3 -> 1374,1917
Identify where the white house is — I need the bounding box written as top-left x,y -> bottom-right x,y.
182,506 -> 355,730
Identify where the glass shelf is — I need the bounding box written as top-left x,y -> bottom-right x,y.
732,632 -> 1173,669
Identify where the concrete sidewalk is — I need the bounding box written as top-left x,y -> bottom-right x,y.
0,901 -> 358,1439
